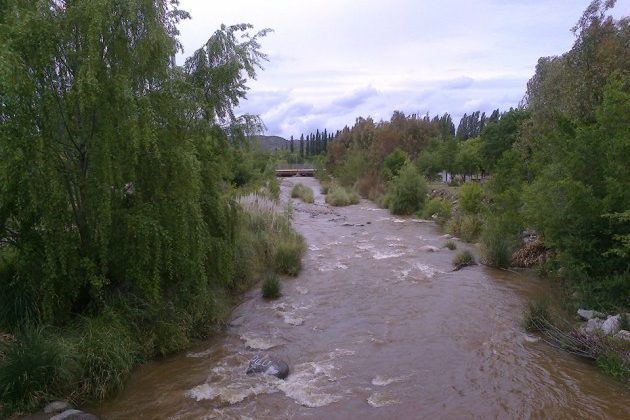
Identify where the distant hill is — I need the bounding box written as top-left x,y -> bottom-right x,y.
251,135 -> 290,151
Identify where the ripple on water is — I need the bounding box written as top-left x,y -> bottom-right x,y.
186,349 -> 355,409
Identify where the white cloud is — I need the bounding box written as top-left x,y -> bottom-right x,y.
176,0 -> 630,137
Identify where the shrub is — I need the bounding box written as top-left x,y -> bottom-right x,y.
480,212 -> 522,268
387,164 -> 428,215
0,327 -> 77,415
596,351 -> 628,380
291,183 -> 314,203
262,273 -> 282,299
522,300 -> 551,333
422,197 -> 451,221
274,231 -> 306,276
325,184 -> 360,207
354,172 -> 381,198
458,182 -> 485,214
320,182 -> 329,195
267,177 -> 280,201
444,240 -> 457,250
447,214 -> 482,242
452,250 -> 476,270
73,311 -> 139,400
381,148 -> 408,181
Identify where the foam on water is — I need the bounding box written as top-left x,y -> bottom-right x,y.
367,391 -> 400,407
273,302 -> 306,326
413,263 -> 442,279
308,245 -> 321,251
186,349 -> 213,358
240,334 -> 281,350
372,250 -> 405,260
371,374 -> 411,386
187,348 -> 355,409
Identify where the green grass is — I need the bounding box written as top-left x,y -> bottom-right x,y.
262,273 -> 282,299
447,214 -> 482,242
0,326 -> 77,415
480,232 -> 513,268
443,240 -> 457,250
291,183 -> 314,203
522,300 -> 552,333
422,197 -> 451,221
325,184 -> 360,206
274,231 -> 306,276
452,250 -> 476,270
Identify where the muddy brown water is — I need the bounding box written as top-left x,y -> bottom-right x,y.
97,177 -> 629,419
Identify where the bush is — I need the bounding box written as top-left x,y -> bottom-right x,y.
0,327 -> 77,415
522,300 -> 551,333
381,148 -> 408,181
73,311 -> 139,401
596,351 -> 628,380
422,197 -> 451,221
443,240 -> 456,250
267,177 -> 280,201
458,182 -> 485,214
291,183 -> 314,203
274,231 -> 306,276
326,184 -> 360,207
447,214 -> 482,242
387,164 -> 428,215
452,250 -> 476,270
262,273 -> 282,299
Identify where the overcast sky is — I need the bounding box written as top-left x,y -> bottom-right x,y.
175,0 -> 629,138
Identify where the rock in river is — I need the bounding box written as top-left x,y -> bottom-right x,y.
246,353 -> 289,379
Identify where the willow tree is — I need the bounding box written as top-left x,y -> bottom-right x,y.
0,1 -> 269,329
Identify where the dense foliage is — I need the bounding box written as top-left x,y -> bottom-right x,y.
324,1 -> 629,310
0,0 -> 305,414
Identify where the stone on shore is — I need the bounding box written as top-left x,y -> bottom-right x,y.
576,309 -> 604,321
601,315 -> 621,336
44,402 -> 70,414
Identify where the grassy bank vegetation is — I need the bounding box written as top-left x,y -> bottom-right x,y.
325,183 -> 360,207
0,200 -> 305,415
0,4 -> 308,416
522,300 -> 629,383
291,183 -> 314,203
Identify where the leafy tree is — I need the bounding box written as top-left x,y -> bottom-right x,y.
381,148 -> 408,181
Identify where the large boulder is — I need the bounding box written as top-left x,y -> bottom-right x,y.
246,353 -> 289,379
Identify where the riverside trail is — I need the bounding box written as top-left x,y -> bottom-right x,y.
96,177 -> 629,419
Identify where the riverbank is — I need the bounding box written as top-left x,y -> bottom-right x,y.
1,198 -> 305,419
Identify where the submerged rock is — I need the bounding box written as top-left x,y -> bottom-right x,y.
246,353 -> 289,379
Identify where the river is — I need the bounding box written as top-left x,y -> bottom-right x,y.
97,177 -> 629,419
